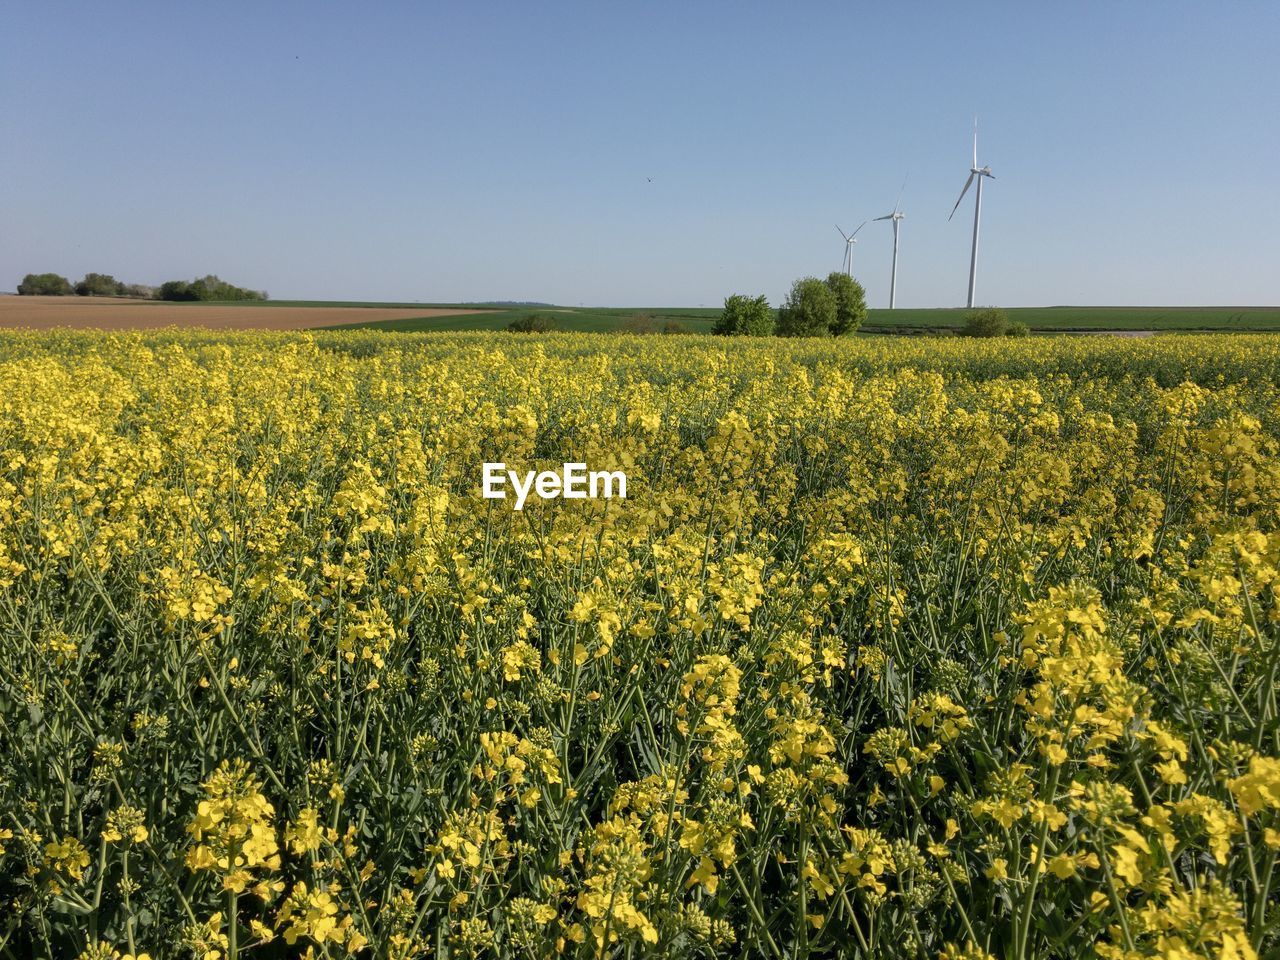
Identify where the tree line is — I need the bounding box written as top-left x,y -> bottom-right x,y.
715,275 -> 1029,338
714,273 -> 867,336
16,272 -> 267,302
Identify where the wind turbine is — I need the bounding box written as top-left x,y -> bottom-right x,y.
948,119 -> 995,308
873,181 -> 906,309
835,222 -> 867,277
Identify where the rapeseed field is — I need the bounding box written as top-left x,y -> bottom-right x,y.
1,331 -> 1278,959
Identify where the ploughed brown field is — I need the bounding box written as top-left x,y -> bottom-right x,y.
0,297 -> 492,330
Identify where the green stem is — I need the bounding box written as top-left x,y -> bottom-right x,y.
227,890 -> 238,960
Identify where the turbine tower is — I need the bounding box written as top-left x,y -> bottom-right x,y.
835,222 -> 866,277
948,119 -> 995,308
873,182 -> 906,309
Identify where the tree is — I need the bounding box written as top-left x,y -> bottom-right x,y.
74,273 -> 126,297
17,272 -> 73,296
507,314 -> 556,333
825,272 -> 867,336
959,307 -> 1009,337
714,294 -> 774,336
157,275 -> 266,301
776,277 -> 836,337
158,280 -> 197,301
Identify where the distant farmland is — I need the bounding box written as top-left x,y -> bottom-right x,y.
863,305 -> 1280,333
330,303 -> 1280,334
0,297 -> 495,331
4,297 -> 1278,334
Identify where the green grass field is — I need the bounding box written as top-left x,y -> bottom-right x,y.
321,305 -> 724,334
311,303 -> 1280,335
863,305 -> 1280,333
183,299 -> 1280,334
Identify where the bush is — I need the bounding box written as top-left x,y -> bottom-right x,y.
74,273 -> 127,297
959,307 -> 1010,338
507,314 -> 557,333
1005,320 -> 1029,338
16,273 -> 73,296
825,272 -> 868,336
776,278 -> 837,337
157,275 -> 266,302
158,280 -> 197,301
617,313 -> 687,335
121,283 -> 156,300
714,294 -> 774,336
618,312 -> 658,334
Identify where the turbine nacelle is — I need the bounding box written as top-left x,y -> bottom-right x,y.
836,221 -> 867,276
873,178 -> 907,310
950,167 -> 994,221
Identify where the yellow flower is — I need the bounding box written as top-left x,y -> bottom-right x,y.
45,836 -> 90,881
185,760 -> 279,888
1046,853 -> 1078,879
1228,755 -> 1280,816
273,881 -> 366,950
1111,844 -> 1145,888
104,806 -> 148,845
686,856 -> 718,894
284,808 -> 323,855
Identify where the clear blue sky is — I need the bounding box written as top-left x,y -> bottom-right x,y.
2,1 -> 1277,308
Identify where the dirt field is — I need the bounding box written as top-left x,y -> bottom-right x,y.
0,297 -> 493,331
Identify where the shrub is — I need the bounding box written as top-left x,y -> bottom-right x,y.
776,278 -> 837,337
16,272 -> 73,296
158,275 -> 266,302
714,294 -> 774,336
617,314 -> 690,335
1005,320 -> 1029,338
158,280 -> 196,301
618,312 -> 658,334
959,307 -> 1010,338
825,273 -> 868,336
74,273 -> 127,297
507,314 -> 557,333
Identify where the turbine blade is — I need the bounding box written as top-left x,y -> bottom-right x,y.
894,174 -> 907,215
973,117 -> 978,168
948,172 -> 975,221
850,220 -> 868,237
873,214 -> 893,221
836,224 -> 849,241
